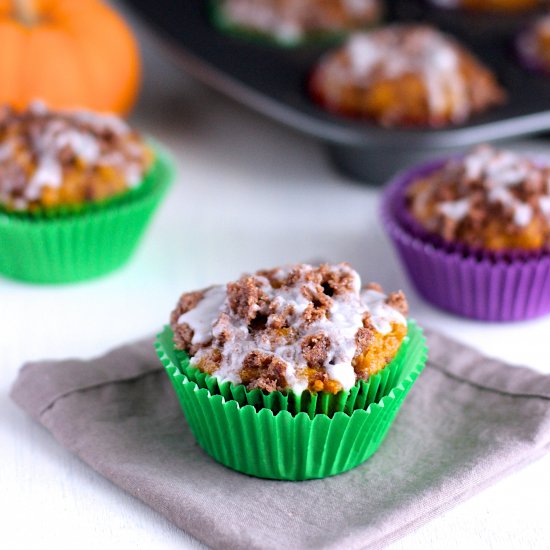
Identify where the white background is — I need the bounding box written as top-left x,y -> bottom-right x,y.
2,13 -> 550,550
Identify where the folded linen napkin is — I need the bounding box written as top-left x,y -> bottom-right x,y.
10,329 -> 550,550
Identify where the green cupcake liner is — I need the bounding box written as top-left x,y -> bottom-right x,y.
161,321 -> 421,418
209,0 -> 381,48
0,144 -> 175,284
155,322 -> 427,480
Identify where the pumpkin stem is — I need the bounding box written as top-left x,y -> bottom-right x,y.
13,0 -> 39,26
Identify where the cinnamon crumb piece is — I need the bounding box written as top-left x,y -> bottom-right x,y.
227,275 -> 267,323
240,351 -> 287,392
386,291 -> 409,316
301,333 -> 331,369
355,326 -> 375,358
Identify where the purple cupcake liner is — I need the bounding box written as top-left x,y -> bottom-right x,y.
380,159 -> 550,322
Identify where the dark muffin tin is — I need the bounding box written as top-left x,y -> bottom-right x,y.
125,0 -> 550,182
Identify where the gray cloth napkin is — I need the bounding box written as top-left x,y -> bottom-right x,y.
10,329 -> 550,550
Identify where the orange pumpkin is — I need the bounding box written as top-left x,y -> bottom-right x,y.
0,0 -> 140,114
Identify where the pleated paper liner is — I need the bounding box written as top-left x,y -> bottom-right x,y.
208,0 -> 381,48
0,143 -> 175,284
159,321 -> 422,418
156,321 -> 427,480
381,159 -> 550,322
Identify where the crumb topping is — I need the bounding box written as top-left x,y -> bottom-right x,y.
407,145 -> 550,250
171,263 -> 408,393
0,102 -> 152,210
219,0 -> 380,43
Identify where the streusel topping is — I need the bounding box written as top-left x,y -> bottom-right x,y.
171,263 -> 407,393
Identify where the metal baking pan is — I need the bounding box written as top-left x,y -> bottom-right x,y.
124,0 -> 550,182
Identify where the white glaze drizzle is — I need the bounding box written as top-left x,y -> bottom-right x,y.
438,198 -> 471,221
177,265 -> 407,392
177,286 -> 228,346
470,147 -> 536,226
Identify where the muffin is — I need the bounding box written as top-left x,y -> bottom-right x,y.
381,145 -> 550,321
429,0 -> 541,12
517,15 -> 550,73
0,102 -> 174,283
211,0 -> 382,46
156,263 -> 428,480
309,25 -> 506,127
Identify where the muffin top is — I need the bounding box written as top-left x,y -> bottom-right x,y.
309,25 -> 505,127
218,0 -> 381,43
0,102 -> 153,211
171,263 -> 408,394
407,145 -> 550,251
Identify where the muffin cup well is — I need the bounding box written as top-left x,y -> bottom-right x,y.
0,144 -> 175,284
381,160 -> 550,322
155,322 -> 427,480
160,320 -> 422,418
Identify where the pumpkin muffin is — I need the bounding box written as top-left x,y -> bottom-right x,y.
382,146 -> 550,321
158,265 -> 426,480
0,102 -> 154,212
429,0 -> 541,11
170,263 -> 408,394
406,145 -> 550,252
0,102 -> 174,284
309,25 -> 506,127
213,0 -> 382,45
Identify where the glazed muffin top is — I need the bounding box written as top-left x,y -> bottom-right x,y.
171,263 -> 408,394
218,0 -> 381,43
309,25 -> 505,127
406,145 -> 550,251
0,102 -> 153,211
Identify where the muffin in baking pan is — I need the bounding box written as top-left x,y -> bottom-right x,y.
211,0 -> 382,46
309,25 -> 505,128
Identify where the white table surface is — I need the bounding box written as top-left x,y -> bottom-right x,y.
3,18 -> 550,550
